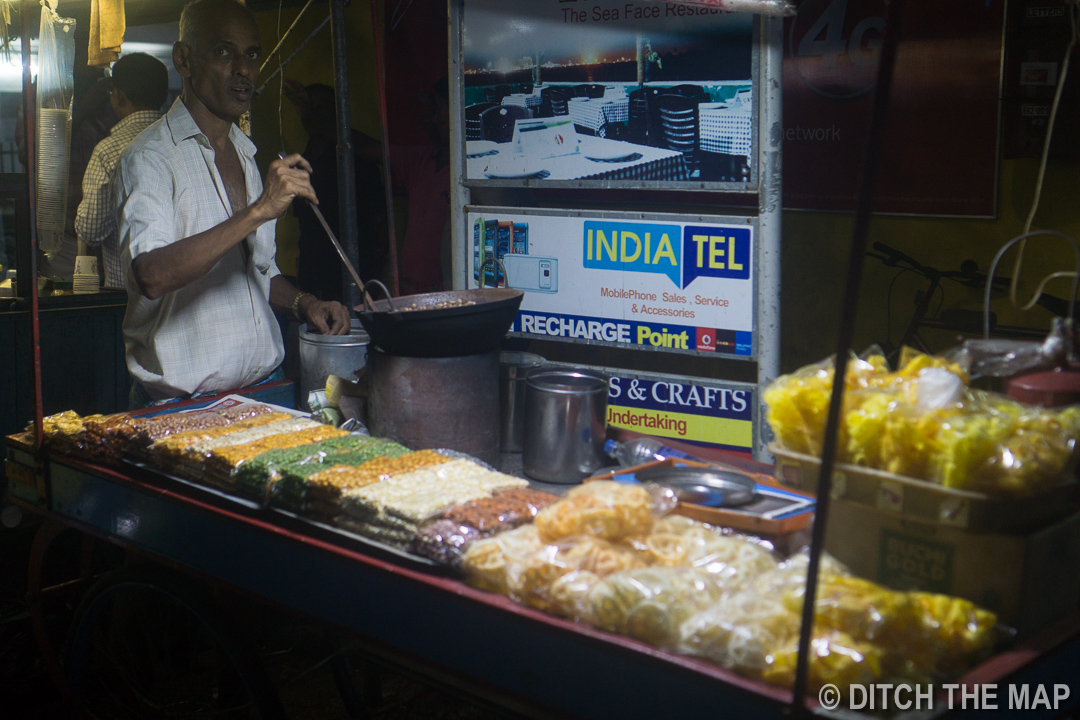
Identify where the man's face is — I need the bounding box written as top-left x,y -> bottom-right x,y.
176,6 -> 261,122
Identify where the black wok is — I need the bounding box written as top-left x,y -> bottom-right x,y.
355,287 -> 524,358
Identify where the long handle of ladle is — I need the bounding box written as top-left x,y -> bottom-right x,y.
307,199 -> 367,295
277,151 -> 370,301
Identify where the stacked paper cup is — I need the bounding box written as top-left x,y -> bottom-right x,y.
73,255 -> 100,294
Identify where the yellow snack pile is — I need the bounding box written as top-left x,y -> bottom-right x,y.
586,567 -> 726,648
762,631 -> 885,692
765,348 -> 1080,496
463,495 -> 999,705
534,481 -> 654,542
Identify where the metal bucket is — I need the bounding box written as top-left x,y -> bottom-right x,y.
367,349 -> 501,466
522,367 -> 609,483
299,320 -> 370,409
499,351 -> 546,453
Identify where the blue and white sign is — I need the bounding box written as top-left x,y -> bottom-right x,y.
468,208 -> 755,357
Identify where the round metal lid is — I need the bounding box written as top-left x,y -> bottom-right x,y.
636,466 -> 757,508
299,320 -> 370,345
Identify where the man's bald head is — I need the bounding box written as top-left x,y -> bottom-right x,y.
174,0 -> 261,126
179,0 -> 257,52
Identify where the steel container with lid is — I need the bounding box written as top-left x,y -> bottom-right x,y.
523,367 -> 609,483
299,320 -> 370,409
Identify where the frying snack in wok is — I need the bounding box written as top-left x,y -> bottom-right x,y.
392,298 -> 477,312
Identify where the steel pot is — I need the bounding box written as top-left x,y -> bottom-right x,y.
522,367 -> 609,483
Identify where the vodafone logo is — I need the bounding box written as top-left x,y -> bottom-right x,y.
788,0 -> 887,100
696,327 -> 716,352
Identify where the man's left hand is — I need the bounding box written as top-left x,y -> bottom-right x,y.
302,297 -> 351,335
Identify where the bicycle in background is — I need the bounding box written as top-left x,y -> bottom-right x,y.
868,242 -> 1053,363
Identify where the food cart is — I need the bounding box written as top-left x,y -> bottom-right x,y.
5,0 -> 1080,718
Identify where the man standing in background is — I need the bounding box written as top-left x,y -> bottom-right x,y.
77,53 -> 170,290
284,80 -> 388,302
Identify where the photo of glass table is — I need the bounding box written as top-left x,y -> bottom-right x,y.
466,138 -> 688,182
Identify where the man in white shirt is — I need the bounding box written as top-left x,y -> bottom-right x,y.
117,0 -> 349,404
77,53 -> 169,290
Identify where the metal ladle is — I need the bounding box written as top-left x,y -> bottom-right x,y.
278,152 -> 392,311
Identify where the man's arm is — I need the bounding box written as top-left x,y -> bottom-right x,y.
128,153 -> 317,300
269,274 -> 351,334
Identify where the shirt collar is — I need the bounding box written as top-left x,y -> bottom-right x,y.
165,96 -> 258,159
110,109 -> 162,135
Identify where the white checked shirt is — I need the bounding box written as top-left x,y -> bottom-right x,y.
76,110 -> 162,289
117,98 -> 284,401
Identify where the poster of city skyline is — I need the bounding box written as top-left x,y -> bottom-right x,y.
461,0 -> 757,187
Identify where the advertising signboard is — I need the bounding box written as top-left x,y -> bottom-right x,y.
606,370 -> 755,455
467,207 -> 756,357
461,0 -> 758,190
782,0 -> 1004,216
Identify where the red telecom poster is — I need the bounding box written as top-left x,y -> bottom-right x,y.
782,0 -> 1005,216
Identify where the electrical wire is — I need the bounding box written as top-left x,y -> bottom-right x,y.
1009,0 -> 1079,312
259,0 -> 316,76
390,0 -> 415,31
277,0 -> 285,155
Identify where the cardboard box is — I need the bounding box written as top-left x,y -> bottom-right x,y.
771,444 -> 1079,533
825,498 -> 1080,638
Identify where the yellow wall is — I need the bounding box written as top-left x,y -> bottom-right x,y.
250,3 -> 381,276
781,155 -> 1080,372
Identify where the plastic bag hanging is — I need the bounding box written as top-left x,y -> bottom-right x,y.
35,0 -> 76,257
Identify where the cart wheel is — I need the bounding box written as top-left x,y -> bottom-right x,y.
25,521 -> 103,709
63,568 -> 285,720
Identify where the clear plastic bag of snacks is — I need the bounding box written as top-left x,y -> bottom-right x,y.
909,592 -> 998,678
462,524 -> 548,596
507,535 -> 648,618
413,489 -> 559,568
765,345 -> 1079,497
533,481 -> 676,543
584,567 -> 726,649
762,631 -> 885,694
462,526 -> 649,619
679,589 -> 800,675
639,515 -> 777,587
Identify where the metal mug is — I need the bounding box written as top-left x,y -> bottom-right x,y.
522,367 -> 609,483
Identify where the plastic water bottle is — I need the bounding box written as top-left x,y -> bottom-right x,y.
604,438 -> 697,467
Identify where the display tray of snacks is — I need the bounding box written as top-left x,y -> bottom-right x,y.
120,456 -> 449,571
